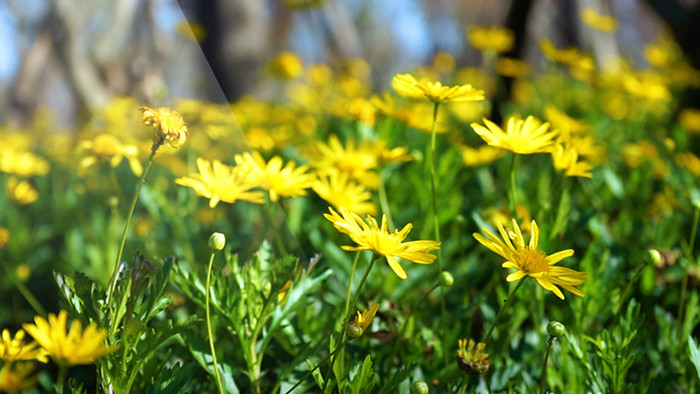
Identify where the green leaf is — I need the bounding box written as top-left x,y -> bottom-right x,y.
689,336 -> 700,383
349,355 -> 375,394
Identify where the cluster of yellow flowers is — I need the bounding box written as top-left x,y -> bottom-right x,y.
0,311 -> 115,391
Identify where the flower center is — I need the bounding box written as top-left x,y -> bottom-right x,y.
514,248 -> 548,274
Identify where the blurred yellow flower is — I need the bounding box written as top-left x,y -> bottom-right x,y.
175,157 -> 265,207
392,73 -> 485,103
268,51 -> 304,79
473,219 -> 587,300
6,177 -> 39,205
234,151 -> 315,202
539,39 -> 581,64
471,115 -> 558,154
676,152 -> 700,176
324,206 -> 440,279
0,362 -> 40,392
313,170 -> 377,215
551,144 -> 594,178
22,310 -> 117,366
0,227 -> 8,249
433,51 -> 457,73
466,26 -> 514,53
679,108 -> 700,133
310,135 -> 380,188
482,205 -> 532,234
140,106 -> 189,149
0,150 -> 50,177
544,106 -> 588,137
623,71 -> 671,102
495,58 -> 531,78
581,8 -> 618,32
459,145 -> 506,167
0,329 -> 48,362
77,134 -> 143,176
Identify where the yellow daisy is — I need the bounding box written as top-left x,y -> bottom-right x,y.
473,219 -> 587,299
175,157 -> 265,207
310,135 -> 380,189
313,170 -> 377,215
466,26 -> 514,53
392,73 -> 485,103
234,151 -> 315,202
471,115 -> 558,154
0,329 -> 48,362
77,134 -> 143,176
22,310 -> 117,366
140,106 -> 189,149
0,362 -> 40,392
6,177 -> 39,205
324,206 -> 440,279
551,143 -> 594,178
0,150 -> 50,177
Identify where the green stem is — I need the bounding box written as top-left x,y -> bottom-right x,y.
378,173 -> 396,232
509,153 -> 518,218
428,101 -> 449,369
283,338 -> 351,394
323,253 -> 379,392
0,261 -> 45,316
106,149 -> 157,312
386,282 -> 440,382
264,199 -> 288,257
56,365 -> 68,394
483,278 -> 526,344
206,251 -> 225,394
678,205 -> 699,337
539,336 -> 555,394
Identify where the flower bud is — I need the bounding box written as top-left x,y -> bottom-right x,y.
410,380 -> 429,394
546,321 -> 565,337
346,323 -> 363,338
647,249 -> 662,265
440,271 -> 454,287
208,232 -> 226,250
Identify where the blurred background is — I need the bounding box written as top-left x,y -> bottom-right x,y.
0,0 -> 698,129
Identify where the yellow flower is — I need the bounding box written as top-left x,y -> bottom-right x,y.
22,310 -> 117,366
0,329 -> 48,362
544,105 -> 588,137
347,303 -> 380,338
6,177 -> 39,205
495,58 -> 531,78
175,157 -> 265,207
267,51 -> 304,79
676,152 -> 700,176
0,150 -> 50,177
313,170 -> 377,215
457,338 -> 489,376
234,151 -> 315,202
459,144 -> 506,167
391,73 -> 485,103
324,206 -> 440,279
0,227 -> 8,249
473,219 -> 587,300
0,362 -> 40,392
140,106 -> 189,149
310,135 -> 380,188
539,39 -> 581,64
581,8 -> 618,32
551,144 -> 594,178
679,108 -> 700,133
471,115 -> 558,154
433,51 -> 457,73
466,26 -> 514,53
623,71 -> 671,102
77,134 -> 143,176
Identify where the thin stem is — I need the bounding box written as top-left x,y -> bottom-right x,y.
378,173 -> 395,231
483,278 -> 526,344
283,338 -> 351,394
0,262 -> 45,316
428,101 -> 449,369
509,153 -> 518,218
206,251 -> 225,394
264,199 -> 288,257
106,149 -> 157,309
323,253 -> 379,392
678,205 -> 699,337
56,365 -> 68,394
539,337 -> 555,394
